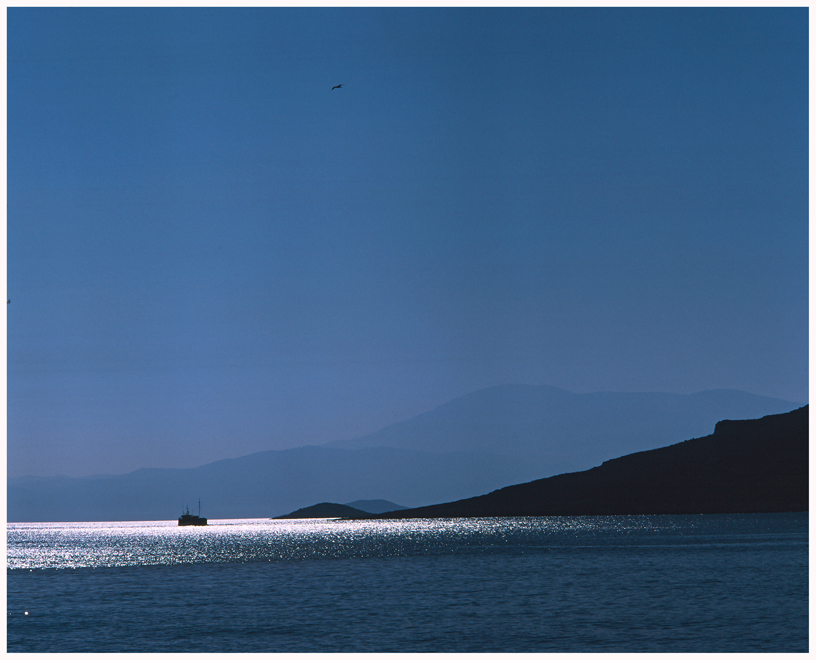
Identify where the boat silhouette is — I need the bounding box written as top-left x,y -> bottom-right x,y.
178,500 -> 208,526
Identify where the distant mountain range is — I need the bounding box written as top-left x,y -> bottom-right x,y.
8,385 -> 803,522
364,406 -> 808,518
8,446 -> 522,522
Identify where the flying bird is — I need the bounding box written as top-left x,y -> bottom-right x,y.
331,84 -> 343,90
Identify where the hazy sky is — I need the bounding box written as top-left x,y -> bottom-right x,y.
8,8 -> 808,477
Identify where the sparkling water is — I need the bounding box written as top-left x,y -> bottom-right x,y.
7,513 -> 808,652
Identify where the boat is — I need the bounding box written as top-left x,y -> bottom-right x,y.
178,500 -> 208,526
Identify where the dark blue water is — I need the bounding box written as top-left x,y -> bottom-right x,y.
7,514 -> 808,652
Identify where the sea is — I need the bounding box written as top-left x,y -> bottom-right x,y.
6,513 -> 808,653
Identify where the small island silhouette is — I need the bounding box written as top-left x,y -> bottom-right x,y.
275,500 -> 407,519
274,502 -> 368,519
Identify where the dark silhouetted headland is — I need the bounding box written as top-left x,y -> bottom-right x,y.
367,406 -> 808,518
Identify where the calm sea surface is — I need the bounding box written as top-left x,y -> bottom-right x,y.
7,513 -> 808,652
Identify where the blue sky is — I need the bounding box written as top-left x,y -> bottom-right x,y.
8,8 -> 808,477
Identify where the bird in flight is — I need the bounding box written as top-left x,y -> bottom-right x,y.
332,84 -> 343,90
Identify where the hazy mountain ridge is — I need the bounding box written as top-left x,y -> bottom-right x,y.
8,385 -> 803,522
327,385 -> 801,469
